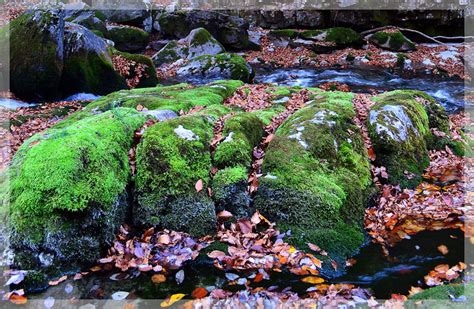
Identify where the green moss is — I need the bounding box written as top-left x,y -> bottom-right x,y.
214,113 -> 264,168
409,282 -> 473,303
325,27 -> 363,46
152,41 -> 182,66
251,107 -> 285,126
254,94 -> 373,267
106,25 -> 149,52
111,49 -> 159,88
299,30 -> 324,40
134,112 -> 218,235
369,91 -> 432,188
188,53 -> 254,83
269,29 -> 299,39
189,27 -> 214,46
396,53 -> 407,66
59,80 -> 243,127
9,108 -> 147,243
372,30 -> 416,51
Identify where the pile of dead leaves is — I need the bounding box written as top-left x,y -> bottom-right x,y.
97,226 -> 211,273
0,100 -> 84,170
112,55 -> 149,89
318,82 -> 351,92
224,84 -> 273,112
210,211 -> 326,276
365,148 -> 466,251
424,262 -> 466,287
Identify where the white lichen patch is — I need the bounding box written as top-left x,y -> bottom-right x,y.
288,131 -> 309,149
369,105 -> 418,142
174,125 -> 199,141
223,132 -> 234,143
264,174 -> 278,180
311,109 -> 337,127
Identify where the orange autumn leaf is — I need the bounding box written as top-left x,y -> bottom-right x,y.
151,274 -> 166,284
253,273 -> 264,283
48,275 -> 67,286
9,294 -> 27,305
191,287 -> 207,299
301,276 -> 325,284
437,245 -> 449,255
160,293 -> 186,307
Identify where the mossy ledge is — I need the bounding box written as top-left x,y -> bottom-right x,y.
8,108 -> 147,271
254,91 -> 375,276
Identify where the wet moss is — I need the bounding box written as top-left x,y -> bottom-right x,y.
325,27 -> 363,46
371,30 -> 416,51
185,53 -> 254,83
254,93 -> 373,269
106,25 -> 149,52
268,29 -> 299,39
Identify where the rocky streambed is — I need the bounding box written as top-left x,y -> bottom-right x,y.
0,4 -> 472,306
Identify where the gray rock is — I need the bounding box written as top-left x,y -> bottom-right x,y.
143,109 -> 178,121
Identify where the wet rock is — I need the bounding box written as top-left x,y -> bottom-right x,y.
106,25 -> 149,52
142,109 -> 178,121
61,23 -> 128,96
152,27 -> 224,67
157,10 -> 251,50
65,9 -> 108,37
368,30 -> 416,52
176,53 -> 254,83
295,10 -> 325,28
111,50 -> 159,88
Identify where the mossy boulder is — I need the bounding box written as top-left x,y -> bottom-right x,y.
112,49 -> 159,88
212,113 -> 264,218
134,112 -> 227,236
254,91 -> 374,275
7,10 -> 65,101
299,27 -> 364,48
7,108 -> 147,271
368,91 -> 432,188
106,25 -> 149,52
152,27 -> 224,67
369,30 -> 416,52
65,9 -> 108,37
176,53 -> 254,83
61,80 -> 243,126
61,22 -> 128,97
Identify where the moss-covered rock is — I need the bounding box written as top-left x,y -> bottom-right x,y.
106,25 -> 149,52
111,49 -> 159,88
6,10 -> 65,101
254,91 -> 374,275
61,80 -> 243,126
212,113 -> 264,218
176,53 -> 254,83
134,112 -> 227,236
152,27 -> 224,67
368,91 -> 431,188
65,10 -> 108,37
61,22 -> 128,97
408,282 -> 473,304
300,27 -> 364,47
268,29 -> 300,39
369,30 -> 416,52
8,108 -> 147,271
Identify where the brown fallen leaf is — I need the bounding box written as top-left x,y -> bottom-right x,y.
437,245 -> 449,255
217,210 -> 233,220
9,294 -> 27,305
158,234 -> 171,245
49,275 -> 67,286
300,276 -> 325,284
191,287 -> 208,299
151,274 -> 166,284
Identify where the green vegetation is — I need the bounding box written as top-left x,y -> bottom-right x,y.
254,91 -> 374,270
106,25 -> 149,52
371,30 -> 416,51
268,29 -> 299,39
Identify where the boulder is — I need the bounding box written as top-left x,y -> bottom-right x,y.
61,22 -> 128,96
111,49 -> 159,88
157,10 -> 251,50
295,10 -> 325,28
5,10 -> 128,101
368,30 -> 416,51
106,25 -> 149,52
254,91 -> 374,276
176,53 -> 254,83
367,91 -> 431,188
152,28 -> 224,67
7,10 -> 65,101
7,108 -> 148,271
65,9 -> 108,37
212,113 -> 264,218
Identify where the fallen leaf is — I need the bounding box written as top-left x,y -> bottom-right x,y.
48,275 -> 67,286
151,274 -> 166,284
160,293 -> 186,307
217,210 -> 233,220
208,250 -> 226,259
437,245 -> 449,255
301,276 -> 325,284
191,287 -> 207,299
111,291 -> 129,300
195,179 -> 203,192
175,270 -> 185,285
9,294 -> 27,305
253,273 -> 264,283
158,234 -> 171,245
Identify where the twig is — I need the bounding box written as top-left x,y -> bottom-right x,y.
361,26 -> 446,45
